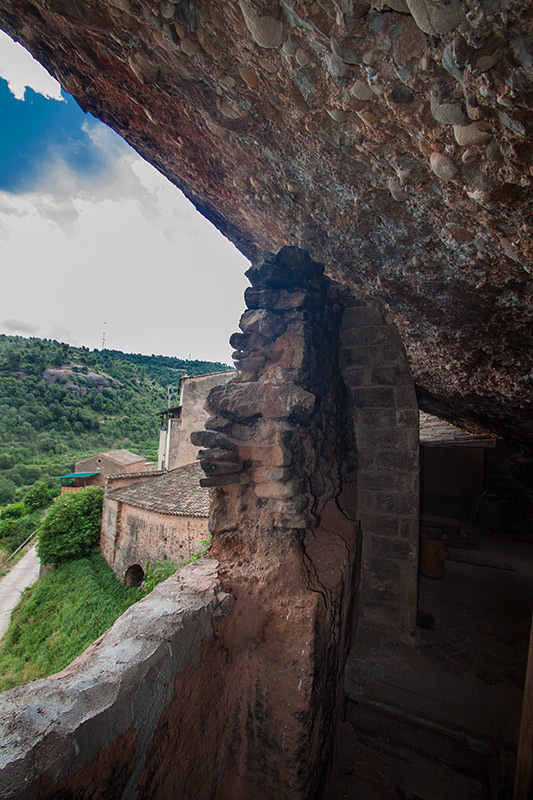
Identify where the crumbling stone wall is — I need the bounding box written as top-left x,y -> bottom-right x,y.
191,246 -> 418,795
101,499 -> 207,581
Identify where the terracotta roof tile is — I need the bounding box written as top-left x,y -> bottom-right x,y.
419,412 -> 496,447
107,462 -> 209,517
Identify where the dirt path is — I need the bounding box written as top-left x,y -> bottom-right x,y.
0,546 -> 40,640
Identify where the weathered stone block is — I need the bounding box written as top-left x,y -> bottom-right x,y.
190,430 -> 235,450
239,308 -> 287,341
351,388 -> 395,408
205,414 -> 233,432
342,304 -> 384,327
200,460 -> 242,477
376,492 -> 419,515
254,479 -> 300,500
244,287 -> 308,311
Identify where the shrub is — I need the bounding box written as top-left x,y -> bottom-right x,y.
0,478 -> 17,505
0,501 -> 28,521
23,481 -> 58,510
37,487 -> 104,567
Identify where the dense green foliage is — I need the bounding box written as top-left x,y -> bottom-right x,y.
37,487 -> 104,566
141,540 -> 211,594
0,334 -> 231,501
0,507 -> 40,565
0,552 -> 141,691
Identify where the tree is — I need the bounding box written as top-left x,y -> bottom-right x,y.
37,487 -> 104,566
24,481 -> 58,510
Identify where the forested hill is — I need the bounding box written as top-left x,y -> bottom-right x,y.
0,335 -> 231,503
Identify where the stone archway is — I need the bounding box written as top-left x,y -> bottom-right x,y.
124,563 -> 144,586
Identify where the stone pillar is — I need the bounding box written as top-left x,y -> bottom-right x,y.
192,247 -> 359,799
191,246 -> 419,798
340,299 -> 419,634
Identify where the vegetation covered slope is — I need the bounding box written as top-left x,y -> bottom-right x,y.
0,334 -> 230,502
0,552 -> 142,691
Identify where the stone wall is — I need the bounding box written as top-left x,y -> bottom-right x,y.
0,561 -> 234,800
340,299 -> 419,633
101,499 -> 207,581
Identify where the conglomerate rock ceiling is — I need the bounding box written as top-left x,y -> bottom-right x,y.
1,0 -> 532,460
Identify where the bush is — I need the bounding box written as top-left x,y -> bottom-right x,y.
23,481 -> 58,510
0,514 -> 36,553
0,501 -> 28,521
0,478 -> 17,505
37,487 -> 104,566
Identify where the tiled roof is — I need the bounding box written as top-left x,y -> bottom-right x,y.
419,412 -> 496,447
98,449 -> 146,465
107,462 -> 209,517
105,470 -> 165,481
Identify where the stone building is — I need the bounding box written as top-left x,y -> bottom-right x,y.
157,371 -> 234,471
101,462 -> 209,584
0,4 -> 532,800
59,449 -> 153,493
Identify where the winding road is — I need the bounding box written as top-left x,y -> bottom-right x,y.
0,546 -> 40,639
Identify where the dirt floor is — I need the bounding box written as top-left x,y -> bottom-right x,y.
332,532 -> 533,799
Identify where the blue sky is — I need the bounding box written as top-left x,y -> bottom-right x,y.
0,31 -> 248,362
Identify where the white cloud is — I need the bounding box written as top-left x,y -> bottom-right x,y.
0,30 -> 63,101
0,150 -> 250,364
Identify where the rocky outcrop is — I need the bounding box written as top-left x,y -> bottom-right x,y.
0,0 -> 531,463
42,366 -> 112,396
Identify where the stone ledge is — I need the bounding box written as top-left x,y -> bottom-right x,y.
0,559 -> 227,800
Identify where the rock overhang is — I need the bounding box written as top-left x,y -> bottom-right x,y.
0,0 -> 531,462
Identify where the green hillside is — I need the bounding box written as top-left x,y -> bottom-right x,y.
0,334 -> 230,503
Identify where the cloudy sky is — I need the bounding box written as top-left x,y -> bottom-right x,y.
0,30 -> 249,364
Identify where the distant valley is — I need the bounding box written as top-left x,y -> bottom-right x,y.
0,334 -> 230,502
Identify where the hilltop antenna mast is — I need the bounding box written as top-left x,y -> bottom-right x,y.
101,321 -> 107,350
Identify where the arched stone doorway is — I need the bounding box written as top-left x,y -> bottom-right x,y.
124,563 -> 144,587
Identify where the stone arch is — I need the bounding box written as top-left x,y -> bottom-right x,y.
124,563 -> 144,586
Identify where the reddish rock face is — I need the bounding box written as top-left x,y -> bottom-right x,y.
0,0 -> 531,465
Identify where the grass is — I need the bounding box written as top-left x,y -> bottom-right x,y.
0,551 -> 141,692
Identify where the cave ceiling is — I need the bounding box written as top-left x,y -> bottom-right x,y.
0,0 -> 532,460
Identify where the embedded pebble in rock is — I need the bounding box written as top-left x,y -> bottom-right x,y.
406,0 -> 463,35
327,108 -> 347,122
430,152 -> 457,181
325,52 -> 348,78
430,96 -> 466,126
453,122 -> 492,146
238,65 -> 259,89
295,48 -> 310,67
240,5 -> 283,49
388,178 -> 407,201
160,1 -> 175,19
181,38 -> 200,56
350,79 -> 375,101
282,41 -> 296,57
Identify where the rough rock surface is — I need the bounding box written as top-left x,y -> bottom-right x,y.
0,0 -> 531,462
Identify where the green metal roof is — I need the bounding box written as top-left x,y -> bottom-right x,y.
58,472 -> 100,479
